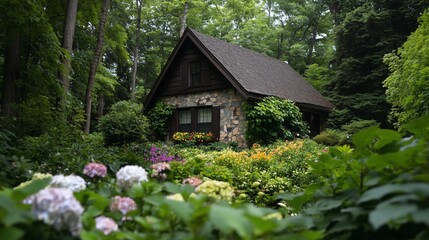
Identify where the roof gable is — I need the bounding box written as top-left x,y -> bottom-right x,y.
145,28 -> 334,111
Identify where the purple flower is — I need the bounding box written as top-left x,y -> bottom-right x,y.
110,196 -> 137,215
24,188 -> 84,236
95,216 -> 118,235
148,146 -> 175,163
83,163 -> 107,178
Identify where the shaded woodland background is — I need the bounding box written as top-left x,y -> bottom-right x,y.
1,0 -> 428,137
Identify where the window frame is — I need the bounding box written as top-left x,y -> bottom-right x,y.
188,61 -> 202,86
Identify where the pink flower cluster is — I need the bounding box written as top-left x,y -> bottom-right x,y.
150,162 -> 171,180
24,188 -> 84,236
83,163 -> 107,178
110,196 -> 137,215
182,177 -> 203,188
95,216 -> 118,235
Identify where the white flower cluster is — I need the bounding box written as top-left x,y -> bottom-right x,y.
116,165 -> 148,190
49,174 -> 86,192
196,180 -> 235,202
24,188 -> 84,236
166,193 -> 184,202
95,216 -> 118,235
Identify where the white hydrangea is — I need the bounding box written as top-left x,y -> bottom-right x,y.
116,165 -> 148,190
49,174 -> 86,192
196,180 -> 235,202
24,188 -> 84,236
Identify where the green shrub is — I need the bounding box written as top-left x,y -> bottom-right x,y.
98,101 -> 149,146
147,101 -> 174,140
278,115 -> 429,239
313,129 -> 347,146
341,119 -> 379,135
244,97 -> 309,145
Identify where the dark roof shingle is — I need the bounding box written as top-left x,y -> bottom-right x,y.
189,28 -> 334,110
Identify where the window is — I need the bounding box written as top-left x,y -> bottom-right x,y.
188,61 -> 201,86
197,108 -> 212,132
178,109 -> 191,132
174,107 -> 220,138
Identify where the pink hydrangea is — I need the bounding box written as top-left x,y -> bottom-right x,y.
182,177 -> 203,188
95,216 -> 118,235
24,188 -> 84,236
83,163 -> 108,178
110,196 -> 137,215
151,162 -> 171,180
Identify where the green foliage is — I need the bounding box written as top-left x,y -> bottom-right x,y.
341,119 -> 379,136
278,114 -> 429,239
98,101 -> 149,146
304,64 -> 331,91
383,11 -> 429,129
313,129 -> 347,146
326,2 -> 426,126
147,101 -> 175,140
244,97 -> 309,145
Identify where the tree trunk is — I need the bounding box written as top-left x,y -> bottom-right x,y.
179,2 -> 189,37
1,33 -> 20,118
59,0 -> 78,94
84,0 -> 110,133
130,0 -> 142,101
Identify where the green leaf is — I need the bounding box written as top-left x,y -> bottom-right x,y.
0,227 -> 24,240
17,178 -> 51,196
369,204 -> 417,229
412,208 -> 429,225
404,115 -> 429,139
359,183 -> 429,203
352,126 -> 379,148
209,204 -> 252,238
281,215 -> 315,230
313,199 -> 343,211
164,199 -> 192,222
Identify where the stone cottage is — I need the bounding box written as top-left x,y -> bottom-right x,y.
144,28 -> 333,147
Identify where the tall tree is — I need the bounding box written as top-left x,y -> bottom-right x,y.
325,1 -> 428,127
84,0 -> 110,133
59,0 -> 78,95
130,0 -> 142,101
383,11 -> 429,128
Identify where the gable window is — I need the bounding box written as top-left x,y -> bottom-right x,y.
188,61 -> 201,86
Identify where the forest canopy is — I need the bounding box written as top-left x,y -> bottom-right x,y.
0,0 -> 428,136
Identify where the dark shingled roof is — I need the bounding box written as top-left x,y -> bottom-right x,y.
145,28 -> 333,111
188,28 -> 333,110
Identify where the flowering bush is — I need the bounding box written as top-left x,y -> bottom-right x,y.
148,145 -> 176,163
196,180 -> 235,202
95,216 -> 118,235
83,162 -> 107,178
24,187 -> 84,236
116,165 -> 148,190
49,174 -> 86,192
150,162 -> 170,180
110,196 -> 137,215
182,176 -> 203,188
172,132 -> 214,144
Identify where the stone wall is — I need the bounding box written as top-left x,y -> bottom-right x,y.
160,88 -> 247,148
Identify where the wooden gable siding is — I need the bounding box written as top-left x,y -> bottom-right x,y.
158,40 -> 231,97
